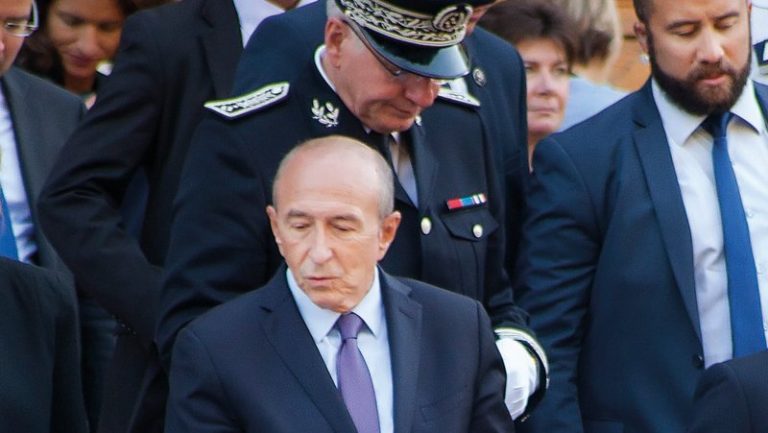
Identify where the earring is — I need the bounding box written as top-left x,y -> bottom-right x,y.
640,53 -> 650,64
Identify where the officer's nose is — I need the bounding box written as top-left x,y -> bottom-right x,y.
402,75 -> 439,109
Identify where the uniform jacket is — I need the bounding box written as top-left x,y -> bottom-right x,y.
0,257 -> 87,433
36,0 -> 242,431
517,81 -> 768,433
157,46 -> 519,367
688,350 -> 768,433
165,268 -> 514,433
2,67 -> 83,274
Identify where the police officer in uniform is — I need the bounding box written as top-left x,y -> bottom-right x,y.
158,0 -> 546,421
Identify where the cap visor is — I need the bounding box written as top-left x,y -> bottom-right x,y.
362,30 -> 470,80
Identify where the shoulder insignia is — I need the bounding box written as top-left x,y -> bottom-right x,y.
204,82 -> 290,119
437,87 -> 481,108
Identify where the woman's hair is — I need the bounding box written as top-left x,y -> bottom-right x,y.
546,0 -> 623,65
15,0 -> 167,86
479,0 -> 579,68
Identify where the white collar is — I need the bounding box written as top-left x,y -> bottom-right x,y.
287,267 -> 385,343
652,78 -> 764,146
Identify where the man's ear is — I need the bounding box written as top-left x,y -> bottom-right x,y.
267,205 -> 285,253
324,18 -> 348,68
634,21 -> 649,54
377,211 -> 401,260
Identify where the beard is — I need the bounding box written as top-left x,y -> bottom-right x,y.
648,32 -> 751,115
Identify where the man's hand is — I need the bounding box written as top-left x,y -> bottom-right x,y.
495,337 -> 539,419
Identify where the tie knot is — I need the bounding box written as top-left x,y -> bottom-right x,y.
337,312 -> 364,340
703,111 -> 734,139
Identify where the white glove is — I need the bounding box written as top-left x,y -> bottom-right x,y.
495,337 -> 539,420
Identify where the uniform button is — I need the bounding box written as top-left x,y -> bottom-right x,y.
472,224 -> 483,238
692,354 -> 705,369
758,264 -> 765,275
421,217 -> 432,235
746,209 -> 754,218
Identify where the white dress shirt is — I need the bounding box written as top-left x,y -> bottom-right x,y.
0,90 -> 36,263
232,0 -> 315,47
654,79 -> 768,366
287,267 -> 394,433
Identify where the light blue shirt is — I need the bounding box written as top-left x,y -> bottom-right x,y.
287,267 -> 394,433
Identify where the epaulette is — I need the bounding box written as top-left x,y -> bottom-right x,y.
437,87 -> 481,108
204,82 -> 290,119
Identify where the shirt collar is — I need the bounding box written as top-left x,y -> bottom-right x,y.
287,267 -> 385,343
652,78 -> 764,146
233,0 -> 314,46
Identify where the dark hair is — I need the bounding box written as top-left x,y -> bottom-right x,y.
15,0 -> 166,87
633,0 -> 651,24
479,0 -> 579,68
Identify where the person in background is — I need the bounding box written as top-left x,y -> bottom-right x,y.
0,0 -> 87,429
752,0 -> 768,84
36,0 -> 312,431
16,0 -> 166,106
688,350 -> 768,433
517,0 -> 767,430
16,1 -> 166,429
549,0 -> 626,130
479,0 -> 578,168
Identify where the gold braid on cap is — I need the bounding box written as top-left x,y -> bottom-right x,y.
339,0 -> 472,47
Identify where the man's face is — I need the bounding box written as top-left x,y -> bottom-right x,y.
268,148 -> 400,313
0,0 -> 33,75
636,0 -> 751,115
323,19 -> 440,134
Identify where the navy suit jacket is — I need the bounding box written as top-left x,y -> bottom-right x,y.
165,268 -> 514,433
0,258 -> 87,433
518,81 -> 768,433
688,350 -> 768,433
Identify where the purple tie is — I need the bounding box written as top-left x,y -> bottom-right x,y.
336,312 -> 380,433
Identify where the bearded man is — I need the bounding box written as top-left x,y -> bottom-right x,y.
515,0 -> 768,432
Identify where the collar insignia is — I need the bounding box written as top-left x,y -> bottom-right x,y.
437,87 -> 480,107
205,82 -> 289,119
311,99 -> 340,127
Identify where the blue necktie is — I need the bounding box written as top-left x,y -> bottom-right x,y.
704,112 -> 767,357
0,185 -> 17,260
336,312 -> 380,433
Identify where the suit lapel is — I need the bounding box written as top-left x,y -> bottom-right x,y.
258,272 -> 357,433
200,0 -> 242,98
380,272 -> 422,433
632,82 -> 701,340
2,70 -> 44,202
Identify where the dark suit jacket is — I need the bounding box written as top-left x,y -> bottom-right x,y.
688,350 -> 768,433
2,67 -> 84,274
0,257 -> 87,433
517,81 -> 768,433
36,1 -> 242,432
165,268 -> 514,433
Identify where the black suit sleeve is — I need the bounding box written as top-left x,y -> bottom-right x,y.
45,270 -> 90,433
688,362 -> 751,433
37,13 -> 164,344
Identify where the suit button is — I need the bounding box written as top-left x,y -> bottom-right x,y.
420,217 -> 432,235
692,354 -> 705,369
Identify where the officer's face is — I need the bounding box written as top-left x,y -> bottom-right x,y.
0,0 -> 33,75
323,19 -> 440,134
635,0 -> 751,114
268,141 -> 400,313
